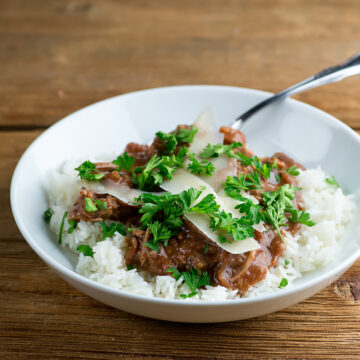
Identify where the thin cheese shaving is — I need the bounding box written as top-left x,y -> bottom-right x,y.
189,109 -> 237,191
161,169 -> 260,254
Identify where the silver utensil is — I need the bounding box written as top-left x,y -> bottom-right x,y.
232,51 -> 360,130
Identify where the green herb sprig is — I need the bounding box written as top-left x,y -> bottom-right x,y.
167,266 -> 213,298
77,245 -> 94,257
75,161 -> 105,181
156,126 -> 198,155
100,221 -> 126,241
112,152 -> 135,171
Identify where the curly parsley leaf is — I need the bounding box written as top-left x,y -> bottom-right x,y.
188,194 -> 220,215
100,221 -> 126,241
94,199 -> 108,210
43,208 -> 53,223
224,172 -> 262,194
167,266 -> 213,298
155,131 -> 178,154
145,221 -> 173,252
235,197 -> 265,225
175,125 -> 198,143
252,157 -> 271,179
131,154 -> 164,190
77,245 -> 94,257
112,152 -> 135,171
261,184 -> 314,241
157,151 -> 186,179
200,142 -> 243,159
209,210 -> 254,242
75,161 -> 105,181
187,154 -> 215,176
325,176 -> 340,188
67,219 -> 77,234
84,197 -> 98,213
156,126 -> 198,155
289,210 -> 315,227
288,165 -> 300,176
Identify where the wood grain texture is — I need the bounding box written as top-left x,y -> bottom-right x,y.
1,0 -> 360,129
1,1 -> 360,359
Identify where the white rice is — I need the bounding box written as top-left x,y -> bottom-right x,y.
47,164 -> 355,301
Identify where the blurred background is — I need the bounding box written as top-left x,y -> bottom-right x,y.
1,0 -> 359,130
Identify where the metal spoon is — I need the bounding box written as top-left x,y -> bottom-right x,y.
232,51 -> 360,130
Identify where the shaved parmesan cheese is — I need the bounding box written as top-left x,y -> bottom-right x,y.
205,157 -> 237,191
217,189 -> 266,233
188,108 -> 224,154
82,180 -> 162,205
161,169 -> 260,254
190,109 -> 237,191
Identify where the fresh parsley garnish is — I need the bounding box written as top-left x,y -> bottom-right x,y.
175,126 -> 198,143
288,166 -> 300,176
112,152 -> 135,171
200,142 -> 243,160
262,184 -> 315,241
132,150 -> 186,191
278,277 -> 288,288
235,196 -> 265,225
75,161 -> 104,181
223,177 -> 264,226
94,199 -> 108,210
136,187 -> 259,252
262,185 -> 297,241
67,219 -> 77,234
100,221 -> 126,241
59,210 -> 68,244
43,208 -> 53,223
251,157 -> 271,179
224,173 -> 262,193
146,221 -> 173,252
127,264 -> 135,270
155,132 -> 178,154
285,259 -> 290,266
132,154 -> 164,190
289,210 -> 315,227
275,174 -> 282,183
84,197 -> 98,213
77,245 -> 94,257
200,143 -> 274,178
187,154 -> 215,176
209,210 -> 254,242
167,266 -> 213,298
156,126 -> 198,155
325,176 -> 340,188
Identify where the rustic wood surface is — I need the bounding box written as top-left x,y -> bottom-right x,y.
1,1 -> 360,359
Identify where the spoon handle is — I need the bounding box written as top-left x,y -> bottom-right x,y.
232,51 -> 360,129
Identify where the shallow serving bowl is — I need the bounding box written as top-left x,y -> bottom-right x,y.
11,85 -> 360,323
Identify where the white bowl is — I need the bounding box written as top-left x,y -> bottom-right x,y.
11,85 -> 360,323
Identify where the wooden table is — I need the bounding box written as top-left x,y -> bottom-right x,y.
1,1 -> 360,359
